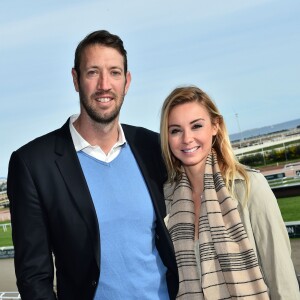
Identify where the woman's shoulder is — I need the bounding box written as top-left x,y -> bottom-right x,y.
236,166 -> 276,210
245,168 -> 269,186
234,167 -> 265,183
233,167 -> 272,207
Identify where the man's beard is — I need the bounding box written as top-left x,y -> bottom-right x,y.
79,89 -> 124,125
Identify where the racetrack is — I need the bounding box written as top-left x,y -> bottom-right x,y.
1,239 -> 299,293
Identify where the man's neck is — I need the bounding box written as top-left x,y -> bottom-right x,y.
73,116 -> 120,155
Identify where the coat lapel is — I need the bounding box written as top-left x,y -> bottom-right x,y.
54,120 -> 100,268
123,125 -> 166,215
123,125 -> 178,276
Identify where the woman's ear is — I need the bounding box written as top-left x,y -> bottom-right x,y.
212,121 -> 219,136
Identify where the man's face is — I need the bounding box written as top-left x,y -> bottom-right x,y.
72,45 -> 131,125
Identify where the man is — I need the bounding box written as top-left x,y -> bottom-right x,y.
7,30 -> 178,300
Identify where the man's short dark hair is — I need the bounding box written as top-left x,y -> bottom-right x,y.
74,30 -> 128,79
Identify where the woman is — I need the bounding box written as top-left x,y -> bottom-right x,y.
160,86 -> 299,299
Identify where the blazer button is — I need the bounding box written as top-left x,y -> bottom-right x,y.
91,280 -> 97,287
156,234 -> 160,240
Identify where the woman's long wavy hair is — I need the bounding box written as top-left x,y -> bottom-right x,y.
160,86 -> 249,198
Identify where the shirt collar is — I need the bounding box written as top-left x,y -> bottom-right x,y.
69,114 -> 126,152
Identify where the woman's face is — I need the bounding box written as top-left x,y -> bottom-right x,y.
168,101 -> 218,172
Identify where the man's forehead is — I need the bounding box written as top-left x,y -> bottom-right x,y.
80,45 -> 124,67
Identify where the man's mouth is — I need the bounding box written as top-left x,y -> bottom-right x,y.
95,97 -> 112,103
182,146 -> 200,153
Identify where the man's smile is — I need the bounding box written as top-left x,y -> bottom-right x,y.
95,97 -> 112,103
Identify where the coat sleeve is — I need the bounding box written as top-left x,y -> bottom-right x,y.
7,151 -> 57,300
246,171 -> 300,299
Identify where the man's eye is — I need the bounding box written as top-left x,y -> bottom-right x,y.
111,70 -> 122,76
87,70 -> 97,76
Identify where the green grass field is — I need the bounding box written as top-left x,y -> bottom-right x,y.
277,196 -> 300,222
0,196 -> 299,247
0,221 -> 13,247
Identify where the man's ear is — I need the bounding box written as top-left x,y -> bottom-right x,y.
124,71 -> 132,95
72,68 -> 79,92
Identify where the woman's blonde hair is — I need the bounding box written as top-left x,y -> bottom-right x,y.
160,85 -> 249,197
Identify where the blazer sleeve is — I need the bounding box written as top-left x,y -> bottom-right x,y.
7,151 -> 57,300
246,171 -> 300,300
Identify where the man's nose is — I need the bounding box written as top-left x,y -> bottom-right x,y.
97,72 -> 111,90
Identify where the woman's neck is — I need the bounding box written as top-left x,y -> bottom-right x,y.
184,164 -> 205,195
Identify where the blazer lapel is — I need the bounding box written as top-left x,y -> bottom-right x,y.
122,124 -> 166,216
54,120 -> 100,268
123,125 -> 178,276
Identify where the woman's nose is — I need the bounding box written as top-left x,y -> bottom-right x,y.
182,131 -> 193,144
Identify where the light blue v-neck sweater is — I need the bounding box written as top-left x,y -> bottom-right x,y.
78,144 -> 168,300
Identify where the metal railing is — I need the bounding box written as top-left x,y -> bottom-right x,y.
0,292 -> 21,299
0,223 -> 11,232
267,176 -> 300,188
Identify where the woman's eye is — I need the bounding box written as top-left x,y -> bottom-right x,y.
169,128 -> 181,135
193,124 -> 203,129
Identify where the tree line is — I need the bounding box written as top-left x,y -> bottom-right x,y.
237,143 -> 300,167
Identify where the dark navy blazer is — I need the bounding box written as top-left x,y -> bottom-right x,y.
8,119 -> 179,300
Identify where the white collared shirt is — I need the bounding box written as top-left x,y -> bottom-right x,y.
69,114 -> 126,163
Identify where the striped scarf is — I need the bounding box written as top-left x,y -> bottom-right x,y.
165,151 -> 269,299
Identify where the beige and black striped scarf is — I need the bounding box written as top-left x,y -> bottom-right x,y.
165,151 -> 269,299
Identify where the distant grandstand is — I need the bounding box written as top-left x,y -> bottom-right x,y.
232,127 -> 300,155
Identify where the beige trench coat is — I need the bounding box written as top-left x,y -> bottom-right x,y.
234,170 -> 299,299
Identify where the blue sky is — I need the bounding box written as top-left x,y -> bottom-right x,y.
1,0 -> 300,177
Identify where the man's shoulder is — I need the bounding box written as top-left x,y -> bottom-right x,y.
122,124 -> 159,136
122,124 -> 160,144
122,123 -> 162,152
15,120 -> 69,155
